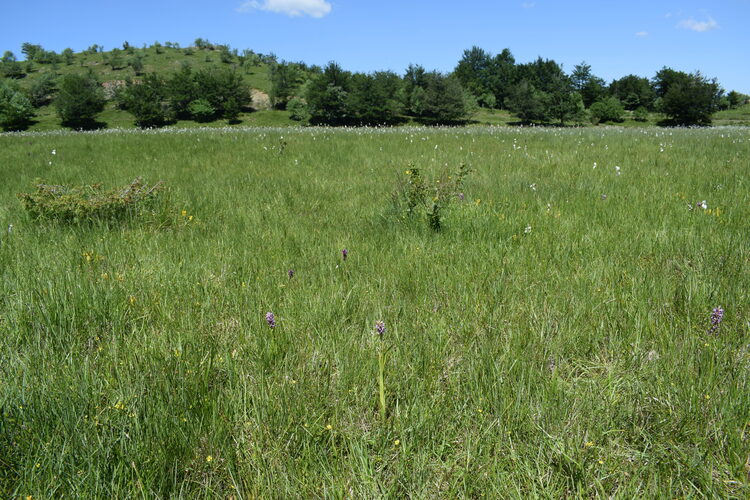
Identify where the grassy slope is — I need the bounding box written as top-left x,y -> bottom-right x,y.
11,45 -> 749,132
1,126 -> 749,497
8,45 -> 293,131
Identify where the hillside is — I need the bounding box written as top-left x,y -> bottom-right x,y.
2,42 -> 749,131
2,42 -> 303,130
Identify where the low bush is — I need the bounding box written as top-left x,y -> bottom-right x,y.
18,177 -> 165,224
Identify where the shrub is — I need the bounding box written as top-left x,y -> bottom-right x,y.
392,163 -> 471,231
28,73 -> 57,107
223,97 -> 240,124
120,74 -> 173,128
188,99 -> 215,122
18,178 -> 165,224
589,97 -> 624,124
0,81 -> 35,131
55,73 -> 106,129
287,97 -> 309,121
633,107 -> 649,122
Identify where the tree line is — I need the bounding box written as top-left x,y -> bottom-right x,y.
1,41 -> 748,131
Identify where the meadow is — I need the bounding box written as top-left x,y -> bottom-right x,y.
1,125 -> 749,498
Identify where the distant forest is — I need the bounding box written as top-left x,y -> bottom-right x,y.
1,39 -> 748,131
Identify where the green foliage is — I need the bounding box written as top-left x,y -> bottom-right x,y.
223,97 -> 240,124
633,106 -> 649,122
726,90 -> 748,109
477,92 -> 496,109
55,73 -> 106,129
571,62 -> 607,108
269,61 -> 303,109
305,62 -> 351,125
505,80 -> 548,123
589,96 -> 625,124
287,97 -> 309,121
347,71 -> 403,125
21,42 -> 42,61
194,38 -> 211,49
106,48 -> 125,70
413,72 -> 469,124
120,73 -> 172,128
1,51 -> 26,78
656,69 -> 721,125
393,163 -> 471,231
1,128 -> 749,497
129,54 -> 144,75
28,72 -> 58,107
0,81 -> 35,131
17,177 -> 165,223
188,98 -> 215,122
610,74 -> 656,110
61,48 -> 75,65
454,46 -> 516,109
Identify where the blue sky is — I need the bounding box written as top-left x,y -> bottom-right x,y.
2,0 -> 748,93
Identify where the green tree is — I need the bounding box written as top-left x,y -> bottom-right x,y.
0,81 -> 35,131
454,46 -> 492,97
107,48 -> 125,70
726,90 -> 747,108
269,61 -> 303,109
167,64 -> 198,119
1,51 -> 25,79
287,97 -> 309,121
28,72 -> 57,107
656,70 -> 721,125
55,73 -> 106,129
417,72 -> 469,124
306,62 -> 352,125
454,46 -> 516,109
188,99 -> 215,122
21,42 -> 42,61
129,55 -> 144,75
505,80 -> 548,123
62,48 -> 75,65
571,62 -> 607,108
609,74 -> 655,110
223,97 -> 240,123
346,71 -> 403,125
120,73 -> 172,128
589,96 -> 625,124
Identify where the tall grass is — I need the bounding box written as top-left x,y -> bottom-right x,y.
1,126 -> 749,497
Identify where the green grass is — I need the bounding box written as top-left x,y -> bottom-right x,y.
1,126 -> 749,498
715,103 -> 750,126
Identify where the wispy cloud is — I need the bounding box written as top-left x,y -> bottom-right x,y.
635,31 -> 648,37
237,0 -> 332,18
521,2 -> 536,8
678,17 -> 719,32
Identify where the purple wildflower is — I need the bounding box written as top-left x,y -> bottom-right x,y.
457,192 -> 465,201
288,269 -> 295,279
708,306 -> 724,335
375,321 -> 386,337
342,249 -> 348,261
265,311 -> 276,329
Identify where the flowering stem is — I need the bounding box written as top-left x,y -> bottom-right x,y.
378,349 -> 386,421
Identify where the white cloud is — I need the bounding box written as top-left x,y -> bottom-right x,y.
237,0 -> 332,18
678,17 -> 719,32
635,31 -> 648,37
521,2 -> 536,8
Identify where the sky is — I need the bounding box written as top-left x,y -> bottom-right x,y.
2,0 -> 748,93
